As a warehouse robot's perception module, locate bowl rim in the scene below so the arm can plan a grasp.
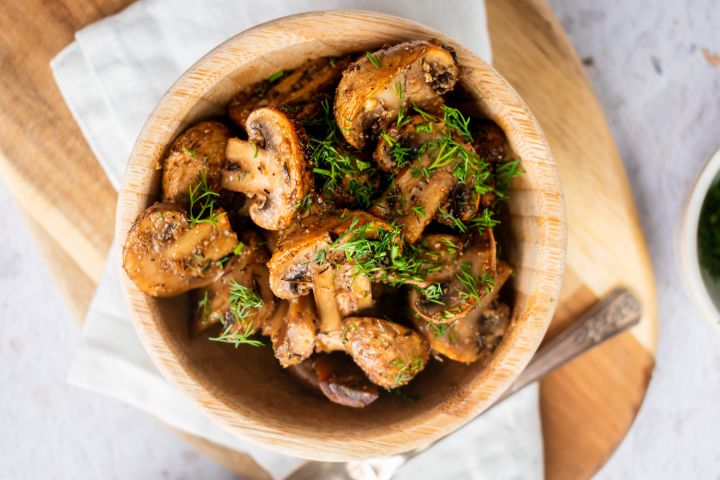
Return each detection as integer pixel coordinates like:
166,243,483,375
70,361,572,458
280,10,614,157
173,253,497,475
678,145,720,332
115,10,567,460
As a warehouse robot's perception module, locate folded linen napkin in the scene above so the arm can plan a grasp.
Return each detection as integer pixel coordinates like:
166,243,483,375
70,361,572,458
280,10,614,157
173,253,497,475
51,1,543,478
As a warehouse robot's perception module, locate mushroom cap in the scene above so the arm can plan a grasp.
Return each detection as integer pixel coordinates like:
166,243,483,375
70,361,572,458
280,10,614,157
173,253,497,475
222,108,313,230
123,202,238,297
335,40,458,150
315,353,379,408
342,316,430,389
409,229,498,324
267,211,385,299
228,56,352,127
162,120,231,206
413,262,512,363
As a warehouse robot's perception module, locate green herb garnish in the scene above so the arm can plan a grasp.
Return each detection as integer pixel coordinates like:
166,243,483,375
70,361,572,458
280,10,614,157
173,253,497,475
365,51,382,69
210,281,265,348
188,170,224,227
699,182,720,279
267,70,286,83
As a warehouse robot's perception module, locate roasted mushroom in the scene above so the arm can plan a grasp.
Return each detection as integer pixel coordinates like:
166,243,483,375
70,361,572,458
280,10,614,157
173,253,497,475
267,211,388,299
370,147,457,243
123,203,238,297
335,40,458,149
228,56,352,127
409,229,498,324
287,353,379,408
222,108,312,230
336,317,430,389
193,233,274,335
373,115,444,173
271,296,317,367
413,263,512,363
162,121,231,206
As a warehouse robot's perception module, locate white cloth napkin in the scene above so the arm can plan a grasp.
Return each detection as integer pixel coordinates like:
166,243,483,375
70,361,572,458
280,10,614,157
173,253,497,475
51,1,543,478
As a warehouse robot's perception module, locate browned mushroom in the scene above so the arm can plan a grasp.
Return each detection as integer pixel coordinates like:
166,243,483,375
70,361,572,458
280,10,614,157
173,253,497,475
162,121,231,206
373,115,444,173
222,108,313,230
228,56,352,127
271,296,317,367
335,40,458,149
369,147,457,243
192,232,274,335
123,203,238,297
315,353,379,407
413,262,512,363
266,211,387,299
338,317,430,389
409,229,498,324
287,353,379,408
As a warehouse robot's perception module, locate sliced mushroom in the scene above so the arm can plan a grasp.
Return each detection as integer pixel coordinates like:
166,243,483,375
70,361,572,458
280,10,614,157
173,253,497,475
271,296,317,367
339,317,430,389
287,353,379,408
373,115,444,173
436,181,482,225
222,108,312,230
335,40,458,149
413,262,512,363
369,148,457,243
192,233,273,335
228,56,352,127
315,353,379,408
123,203,238,297
162,121,231,206
267,211,387,299
409,229,497,324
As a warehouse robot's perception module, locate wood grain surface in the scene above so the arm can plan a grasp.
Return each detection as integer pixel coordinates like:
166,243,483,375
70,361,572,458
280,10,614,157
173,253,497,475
0,0,657,478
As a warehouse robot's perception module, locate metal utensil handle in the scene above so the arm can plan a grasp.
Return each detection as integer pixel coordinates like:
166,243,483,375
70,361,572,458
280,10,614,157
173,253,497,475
400,287,642,466
500,287,642,400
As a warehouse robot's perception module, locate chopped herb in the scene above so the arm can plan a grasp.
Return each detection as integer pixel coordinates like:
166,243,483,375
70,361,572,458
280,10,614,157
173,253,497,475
411,205,427,217
438,207,468,233
183,147,197,158
391,357,425,385
210,281,265,348
233,241,245,256
365,51,382,69
494,158,524,199
187,169,224,227
456,262,496,304
699,181,720,279
468,208,500,233
314,249,327,264
197,290,210,323
267,70,286,83
420,283,445,305
251,141,259,159
429,321,455,338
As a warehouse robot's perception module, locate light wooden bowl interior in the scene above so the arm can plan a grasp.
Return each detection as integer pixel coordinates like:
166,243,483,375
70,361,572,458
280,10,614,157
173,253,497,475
116,10,566,461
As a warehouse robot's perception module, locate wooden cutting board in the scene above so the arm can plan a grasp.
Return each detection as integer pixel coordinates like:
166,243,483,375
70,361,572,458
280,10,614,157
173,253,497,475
0,0,657,478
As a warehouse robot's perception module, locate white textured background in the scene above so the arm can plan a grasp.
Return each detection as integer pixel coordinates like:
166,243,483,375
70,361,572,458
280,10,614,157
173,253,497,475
1,0,720,478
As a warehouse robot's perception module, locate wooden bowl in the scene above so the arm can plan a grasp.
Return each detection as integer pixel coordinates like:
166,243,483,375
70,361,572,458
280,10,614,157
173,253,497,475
116,10,566,461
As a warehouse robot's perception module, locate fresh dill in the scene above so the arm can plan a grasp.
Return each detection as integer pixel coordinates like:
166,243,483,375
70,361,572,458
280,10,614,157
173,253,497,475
420,283,445,305
438,207,468,233
209,281,265,348
429,320,454,338
494,158,524,199
308,100,377,208
456,262,496,304
391,357,425,385
365,51,382,69
267,70,286,83
187,169,224,227
183,147,197,158
233,241,245,256
467,208,500,233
